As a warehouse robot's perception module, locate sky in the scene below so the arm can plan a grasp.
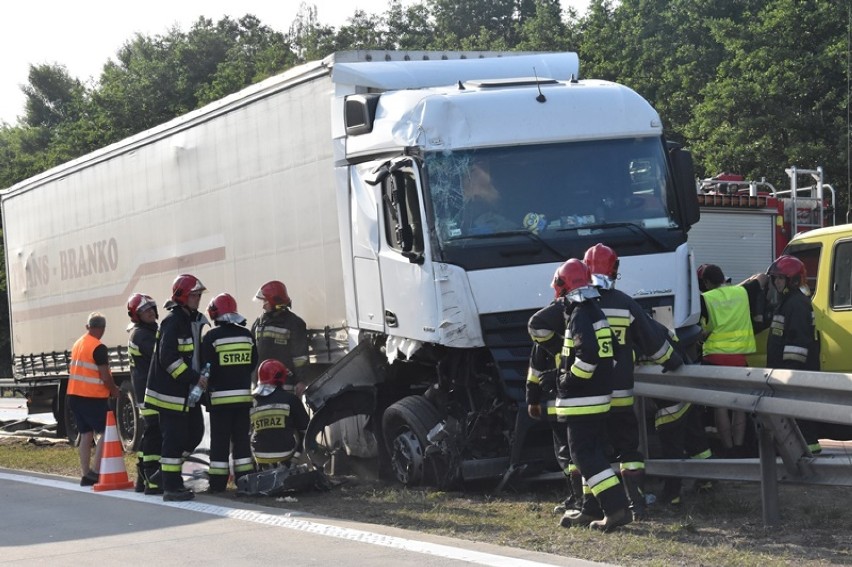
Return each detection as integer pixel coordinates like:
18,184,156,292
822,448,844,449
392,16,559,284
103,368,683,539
0,0,590,125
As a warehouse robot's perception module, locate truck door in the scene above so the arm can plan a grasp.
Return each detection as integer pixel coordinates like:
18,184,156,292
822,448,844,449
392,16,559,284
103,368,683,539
376,158,440,342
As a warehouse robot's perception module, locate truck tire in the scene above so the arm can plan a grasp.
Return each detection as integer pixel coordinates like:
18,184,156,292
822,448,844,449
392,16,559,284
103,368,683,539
58,383,80,447
382,396,442,486
116,381,142,452
54,380,68,440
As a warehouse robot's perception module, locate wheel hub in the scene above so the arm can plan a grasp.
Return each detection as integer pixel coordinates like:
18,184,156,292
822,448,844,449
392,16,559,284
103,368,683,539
390,430,424,485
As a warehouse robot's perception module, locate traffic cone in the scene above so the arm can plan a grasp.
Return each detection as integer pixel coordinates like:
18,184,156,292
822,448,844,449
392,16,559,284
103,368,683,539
93,410,134,492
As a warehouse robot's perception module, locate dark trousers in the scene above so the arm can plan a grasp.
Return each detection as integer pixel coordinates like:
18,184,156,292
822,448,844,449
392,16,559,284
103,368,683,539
566,417,628,515
140,411,162,479
159,406,204,491
656,403,711,460
607,407,644,467
209,405,254,490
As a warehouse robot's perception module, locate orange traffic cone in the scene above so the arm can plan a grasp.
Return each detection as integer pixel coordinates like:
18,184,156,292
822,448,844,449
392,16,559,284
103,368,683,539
93,410,134,492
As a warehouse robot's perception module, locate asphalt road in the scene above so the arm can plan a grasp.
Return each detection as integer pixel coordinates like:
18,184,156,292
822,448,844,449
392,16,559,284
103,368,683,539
0,470,602,567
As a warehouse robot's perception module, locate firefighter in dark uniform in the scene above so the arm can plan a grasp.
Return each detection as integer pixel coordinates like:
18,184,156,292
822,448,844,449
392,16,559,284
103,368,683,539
201,293,259,492
252,280,309,394
552,259,632,533
127,293,162,495
250,359,310,469
583,243,684,519
527,298,582,514
766,255,822,453
144,274,208,502
640,318,713,506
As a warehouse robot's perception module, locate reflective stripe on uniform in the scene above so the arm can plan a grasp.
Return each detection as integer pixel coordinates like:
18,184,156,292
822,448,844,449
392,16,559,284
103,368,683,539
554,394,611,416
587,467,621,497
166,359,189,379
783,345,808,363
611,388,634,407
571,358,596,379
655,401,692,428
209,389,253,405
530,327,555,343
144,391,189,413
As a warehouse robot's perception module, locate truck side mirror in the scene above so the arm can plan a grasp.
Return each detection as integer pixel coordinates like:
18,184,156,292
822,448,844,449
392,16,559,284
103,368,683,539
669,146,700,230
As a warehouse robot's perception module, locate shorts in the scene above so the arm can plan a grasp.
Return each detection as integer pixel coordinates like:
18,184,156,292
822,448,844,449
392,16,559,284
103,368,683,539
67,395,108,434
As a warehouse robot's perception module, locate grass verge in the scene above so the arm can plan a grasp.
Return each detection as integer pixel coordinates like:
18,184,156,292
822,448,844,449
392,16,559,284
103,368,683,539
0,436,850,566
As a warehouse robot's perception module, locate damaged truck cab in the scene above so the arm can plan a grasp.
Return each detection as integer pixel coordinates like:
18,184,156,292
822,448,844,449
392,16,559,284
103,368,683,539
304,52,701,487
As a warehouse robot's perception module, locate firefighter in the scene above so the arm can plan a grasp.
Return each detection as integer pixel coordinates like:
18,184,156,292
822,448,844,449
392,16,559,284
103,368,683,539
126,293,163,495
551,259,631,533
144,274,208,502
698,263,768,457
766,255,822,453
251,280,309,395
527,298,582,514
201,293,259,492
642,319,713,506
583,243,683,519
250,359,310,469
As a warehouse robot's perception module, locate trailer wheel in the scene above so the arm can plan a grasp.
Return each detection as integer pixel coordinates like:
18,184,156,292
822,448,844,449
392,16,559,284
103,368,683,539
54,380,68,440
116,381,141,452
382,396,442,486
58,383,80,447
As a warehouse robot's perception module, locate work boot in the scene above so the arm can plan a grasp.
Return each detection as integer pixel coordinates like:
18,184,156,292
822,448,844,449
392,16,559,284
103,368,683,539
660,478,682,506
589,508,633,533
559,509,604,528
622,469,647,520
143,465,163,495
135,460,146,493
80,471,99,487
553,471,583,514
163,488,195,502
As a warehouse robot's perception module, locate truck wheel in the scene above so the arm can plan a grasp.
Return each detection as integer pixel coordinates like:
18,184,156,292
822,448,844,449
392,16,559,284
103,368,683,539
116,381,141,452
382,396,442,486
59,387,80,446
54,380,68,440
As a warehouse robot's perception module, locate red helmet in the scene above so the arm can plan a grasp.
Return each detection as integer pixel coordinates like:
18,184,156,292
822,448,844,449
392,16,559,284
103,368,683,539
583,243,619,285
768,255,806,287
127,293,157,322
207,293,238,322
257,359,292,387
255,280,291,309
552,259,594,301
171,274,206,305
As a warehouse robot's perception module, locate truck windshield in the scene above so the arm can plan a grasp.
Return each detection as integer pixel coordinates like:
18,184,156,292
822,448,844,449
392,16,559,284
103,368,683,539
424,138,679,248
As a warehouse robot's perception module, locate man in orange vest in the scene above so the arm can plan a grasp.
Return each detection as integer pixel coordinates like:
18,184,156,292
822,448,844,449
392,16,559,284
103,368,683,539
67,312,120,486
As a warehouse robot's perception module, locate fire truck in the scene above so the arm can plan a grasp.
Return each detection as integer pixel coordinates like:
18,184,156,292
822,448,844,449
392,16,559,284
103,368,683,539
689,166,836,282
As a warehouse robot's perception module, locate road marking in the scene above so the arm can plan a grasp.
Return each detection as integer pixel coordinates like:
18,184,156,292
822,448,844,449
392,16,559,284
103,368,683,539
0,471,576,567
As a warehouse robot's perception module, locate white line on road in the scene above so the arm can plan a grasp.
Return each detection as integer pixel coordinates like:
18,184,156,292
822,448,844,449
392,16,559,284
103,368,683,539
0,471,570,567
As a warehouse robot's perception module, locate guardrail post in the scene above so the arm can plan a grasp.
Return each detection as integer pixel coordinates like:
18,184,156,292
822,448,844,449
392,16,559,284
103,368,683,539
757,420,780,526
637,396,649,459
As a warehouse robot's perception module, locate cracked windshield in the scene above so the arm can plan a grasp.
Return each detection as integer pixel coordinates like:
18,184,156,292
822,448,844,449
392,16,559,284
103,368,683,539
425,138,678,246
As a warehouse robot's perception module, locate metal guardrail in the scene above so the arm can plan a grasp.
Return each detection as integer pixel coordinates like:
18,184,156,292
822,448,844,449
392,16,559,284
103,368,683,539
634,364,852,526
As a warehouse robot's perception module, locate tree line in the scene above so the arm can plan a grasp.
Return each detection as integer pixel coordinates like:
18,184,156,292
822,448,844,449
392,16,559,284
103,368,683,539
0,0,849,375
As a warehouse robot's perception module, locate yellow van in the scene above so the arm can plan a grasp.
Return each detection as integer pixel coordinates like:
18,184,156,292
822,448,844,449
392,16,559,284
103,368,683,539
779,224,852,372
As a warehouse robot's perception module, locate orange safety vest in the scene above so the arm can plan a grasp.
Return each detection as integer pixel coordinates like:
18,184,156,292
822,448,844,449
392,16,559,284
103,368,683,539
68,333,110,398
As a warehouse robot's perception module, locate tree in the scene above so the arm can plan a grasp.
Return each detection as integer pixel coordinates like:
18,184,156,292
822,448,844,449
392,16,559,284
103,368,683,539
289,3,338,62
21,64,88,128
428,0,517,48
687,0,849,206
514,0,576,52
384,1,434,50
